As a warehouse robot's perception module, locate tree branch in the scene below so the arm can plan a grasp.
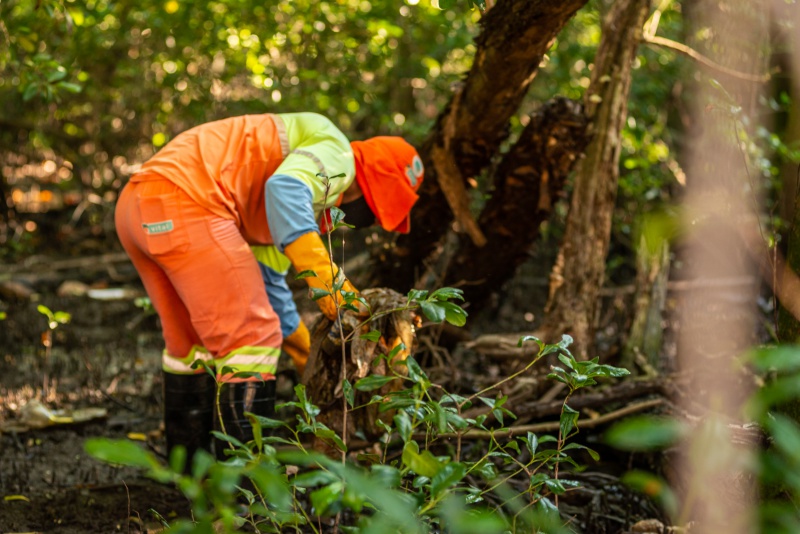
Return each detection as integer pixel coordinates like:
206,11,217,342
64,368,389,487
643,34,771,83
423,398,665,440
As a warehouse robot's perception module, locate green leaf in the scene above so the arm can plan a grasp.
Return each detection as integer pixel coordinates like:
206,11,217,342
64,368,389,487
430,287,464,301
310,481,343,516
85,438,159,469
211,430,246,449
168,445,187,474
343,378,355,408
250,414,287,429
394,410,412,443
47,68,67,82
332,268,346,292
312,425,347,452
404,356,428,384
23,83,39,102
747,345,800,374
561,442,601,461
310,287,331,301
605,416,685,451
329,206,346,227
294,384,321,418
419,300,445,323
295,269,317,280
544,478,567,495
440,301,468,327
190,358,216,379
522,432,538,456
370,464,402,489
402,441,441,477
355,374,397,391
430,401,448,433
387,342,406,361
407,289,429,303
518,335,544,350
245,412,263,451
360,330,381,342
591,363,630,379
430,462,466,497
560,404,579,438
557,353,575,370
56,81,82,93
293,469,339,487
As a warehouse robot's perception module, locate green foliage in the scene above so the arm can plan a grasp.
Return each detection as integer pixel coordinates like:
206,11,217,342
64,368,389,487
1,0,478,165
86,333,628,532
605,415,685,452
134,296,155,316
604,345,800,532
36,304,71,330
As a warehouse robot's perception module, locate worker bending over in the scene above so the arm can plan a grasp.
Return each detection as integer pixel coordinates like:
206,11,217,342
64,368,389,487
115,112,424,460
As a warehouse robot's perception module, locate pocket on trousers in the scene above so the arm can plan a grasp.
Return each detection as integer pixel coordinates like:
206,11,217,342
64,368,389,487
139,192,189,256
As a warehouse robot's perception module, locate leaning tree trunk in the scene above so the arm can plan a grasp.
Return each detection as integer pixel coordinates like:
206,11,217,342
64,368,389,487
374,0,589,291
540,0,651,359
443,98,589,304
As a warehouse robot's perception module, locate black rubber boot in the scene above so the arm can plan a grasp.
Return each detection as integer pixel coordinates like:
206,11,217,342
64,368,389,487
215,379,276,459
163,371,216,470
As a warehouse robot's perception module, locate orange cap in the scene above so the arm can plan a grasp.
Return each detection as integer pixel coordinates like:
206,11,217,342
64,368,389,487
351,137,424,233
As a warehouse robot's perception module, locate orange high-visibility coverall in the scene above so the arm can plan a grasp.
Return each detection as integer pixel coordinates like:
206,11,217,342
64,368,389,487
115,113,355,379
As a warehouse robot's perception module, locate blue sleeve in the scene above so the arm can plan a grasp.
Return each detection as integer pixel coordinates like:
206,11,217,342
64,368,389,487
265,174,319,252
257,262,301,338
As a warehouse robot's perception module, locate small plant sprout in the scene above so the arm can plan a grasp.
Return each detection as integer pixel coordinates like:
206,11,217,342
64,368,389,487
37,304,71,399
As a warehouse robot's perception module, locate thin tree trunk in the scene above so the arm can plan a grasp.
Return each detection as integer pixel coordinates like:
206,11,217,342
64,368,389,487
540,0,651,359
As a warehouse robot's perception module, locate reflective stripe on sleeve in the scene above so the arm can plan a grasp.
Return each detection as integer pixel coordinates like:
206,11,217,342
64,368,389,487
291,149,326,176
271,114,290,159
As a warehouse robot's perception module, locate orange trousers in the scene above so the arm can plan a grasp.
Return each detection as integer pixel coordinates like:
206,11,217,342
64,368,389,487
115,176,282,373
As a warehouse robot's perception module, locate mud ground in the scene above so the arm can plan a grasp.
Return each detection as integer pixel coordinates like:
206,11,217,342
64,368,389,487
0,250,666,533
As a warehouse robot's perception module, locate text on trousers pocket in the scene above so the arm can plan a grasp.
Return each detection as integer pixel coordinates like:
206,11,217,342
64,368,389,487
139,192,189,256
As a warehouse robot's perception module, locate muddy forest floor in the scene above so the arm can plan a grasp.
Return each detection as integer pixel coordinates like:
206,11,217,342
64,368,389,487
0,233,701,533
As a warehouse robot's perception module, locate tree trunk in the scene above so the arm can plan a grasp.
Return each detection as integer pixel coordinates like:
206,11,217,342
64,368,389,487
302,288,418,451
374,0,589,291
540,0,650,359
621,236,670,374
443,97,589,303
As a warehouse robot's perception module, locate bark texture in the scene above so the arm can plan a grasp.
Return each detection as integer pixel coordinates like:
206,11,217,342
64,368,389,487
302,289,418,450
541,0,650,359
375,0,589,290
444,97,589,303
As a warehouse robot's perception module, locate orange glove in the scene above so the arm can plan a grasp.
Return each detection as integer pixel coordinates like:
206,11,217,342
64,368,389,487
284,231,359,321
283,321,310,378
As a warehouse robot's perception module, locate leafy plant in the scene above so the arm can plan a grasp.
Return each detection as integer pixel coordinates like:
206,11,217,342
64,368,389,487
86,333,629,533
37,304,71,398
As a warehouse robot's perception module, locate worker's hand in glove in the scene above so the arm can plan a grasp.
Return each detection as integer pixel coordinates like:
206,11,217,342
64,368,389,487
284,231,369,321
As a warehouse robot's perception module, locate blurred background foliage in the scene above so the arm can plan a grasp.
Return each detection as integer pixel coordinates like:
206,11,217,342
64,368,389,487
0,0,795,272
